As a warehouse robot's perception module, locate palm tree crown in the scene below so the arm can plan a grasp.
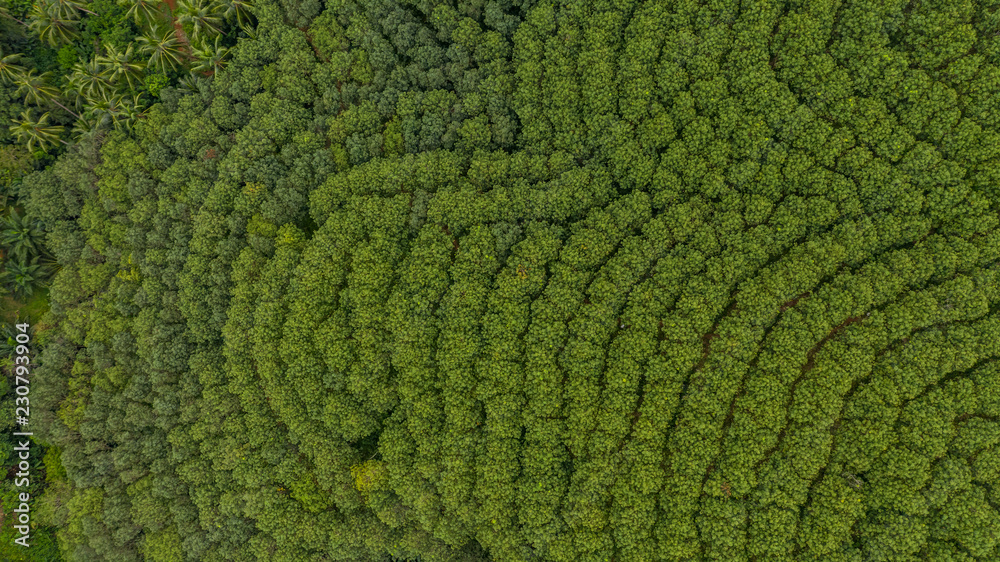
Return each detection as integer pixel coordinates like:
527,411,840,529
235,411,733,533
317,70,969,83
37,0,94,20
9,110,66,152
0,49,26,85
137,23,185,74
5,257,46,299
176,0,224,43
69,59,114,102
118,0,164,28
192,34,230,74
16,69,81,118
28,1,80,46
1,209,43,263
98,42,146,91
15,69,61,106
218,0,253,31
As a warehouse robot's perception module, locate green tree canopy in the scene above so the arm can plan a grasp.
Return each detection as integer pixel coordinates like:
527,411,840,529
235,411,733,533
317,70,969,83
17,0,1000,561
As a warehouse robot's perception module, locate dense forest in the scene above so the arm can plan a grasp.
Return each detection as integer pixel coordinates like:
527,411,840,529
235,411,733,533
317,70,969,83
1,0,999,560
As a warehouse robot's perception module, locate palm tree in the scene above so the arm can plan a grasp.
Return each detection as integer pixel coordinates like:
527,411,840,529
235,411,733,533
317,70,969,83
61,77,87,113
1,209,43,262
113,93,147,131
14,69,80,118
0,319,28,359
70,113,98,140
28,2,80,46
37,0,95,20
191,34,229,74
176,0,223,42
5,257,46,300
8,110,67,152
85,91,146,132
218,0,252,31
80,90,144,132
82,90,118,131
137,24,184,74
118,0,164,28
68,59,113,101
175,74,201,94
237,23,256,39
14,69,59,105
97,42,146,91
0,49,26,84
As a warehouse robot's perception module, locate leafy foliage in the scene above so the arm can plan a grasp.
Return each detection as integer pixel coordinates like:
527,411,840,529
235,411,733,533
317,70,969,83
1,0,255,156
14,0,1000,561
